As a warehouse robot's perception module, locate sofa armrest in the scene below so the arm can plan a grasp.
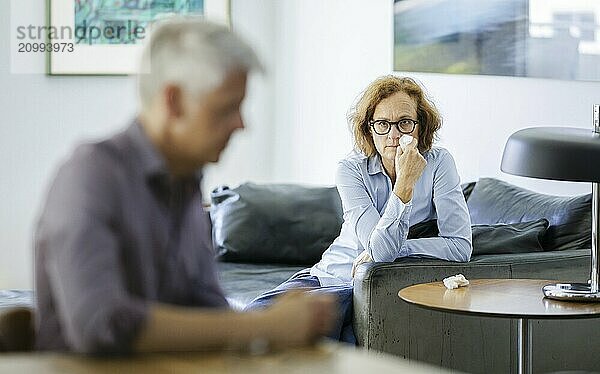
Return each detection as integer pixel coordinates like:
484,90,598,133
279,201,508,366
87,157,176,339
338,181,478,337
354,249,590,350
352,258,512,348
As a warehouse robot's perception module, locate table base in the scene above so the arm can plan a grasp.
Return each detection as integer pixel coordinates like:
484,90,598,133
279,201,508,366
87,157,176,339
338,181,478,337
517,318,532,374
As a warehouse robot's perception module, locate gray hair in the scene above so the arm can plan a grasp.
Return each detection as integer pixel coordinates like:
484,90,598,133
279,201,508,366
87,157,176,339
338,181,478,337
138,17,262,108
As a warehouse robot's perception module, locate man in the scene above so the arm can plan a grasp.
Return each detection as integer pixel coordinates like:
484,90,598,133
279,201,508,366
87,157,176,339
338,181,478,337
34,18,336,354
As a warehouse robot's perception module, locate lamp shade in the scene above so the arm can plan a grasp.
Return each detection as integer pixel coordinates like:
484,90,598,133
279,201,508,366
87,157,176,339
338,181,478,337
501,127,600,182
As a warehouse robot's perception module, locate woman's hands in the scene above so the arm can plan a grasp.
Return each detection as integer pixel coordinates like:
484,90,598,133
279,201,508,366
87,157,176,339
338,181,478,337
393,137,427,203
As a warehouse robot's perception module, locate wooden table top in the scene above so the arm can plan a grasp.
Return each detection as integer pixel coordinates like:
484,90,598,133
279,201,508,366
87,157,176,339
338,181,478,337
0,342,449,374
398,279,600,319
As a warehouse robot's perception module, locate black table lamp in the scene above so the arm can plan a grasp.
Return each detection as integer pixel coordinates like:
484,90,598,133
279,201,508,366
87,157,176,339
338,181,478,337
500,105,600,302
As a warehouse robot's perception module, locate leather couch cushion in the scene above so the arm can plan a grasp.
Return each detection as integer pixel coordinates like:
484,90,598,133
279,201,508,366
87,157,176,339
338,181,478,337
210,183,343,265
461,181,476,201
467,178,591,251
407,219,440,239
471,219,548,255
217,262,303,310
407,218,548,255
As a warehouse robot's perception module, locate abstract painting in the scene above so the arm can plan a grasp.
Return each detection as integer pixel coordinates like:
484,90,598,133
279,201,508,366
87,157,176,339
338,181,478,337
394,0,600,81
74,0,204,45
48,0,229,75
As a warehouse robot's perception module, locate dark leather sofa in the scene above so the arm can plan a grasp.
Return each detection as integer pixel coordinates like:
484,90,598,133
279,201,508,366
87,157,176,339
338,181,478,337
214,178,600,373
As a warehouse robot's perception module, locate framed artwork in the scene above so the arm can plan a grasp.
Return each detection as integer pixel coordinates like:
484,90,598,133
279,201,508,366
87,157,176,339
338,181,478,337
394,0,600,81
47,0,230,75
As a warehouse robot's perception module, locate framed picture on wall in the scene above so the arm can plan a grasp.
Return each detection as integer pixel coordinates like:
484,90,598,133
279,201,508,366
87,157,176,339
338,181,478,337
393,0,600,81
47,0,230,75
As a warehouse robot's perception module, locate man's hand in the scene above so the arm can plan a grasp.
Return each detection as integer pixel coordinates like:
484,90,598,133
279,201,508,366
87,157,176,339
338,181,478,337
393,137,427,203
134,292,336,353
351,249,373,278
262,291,337,348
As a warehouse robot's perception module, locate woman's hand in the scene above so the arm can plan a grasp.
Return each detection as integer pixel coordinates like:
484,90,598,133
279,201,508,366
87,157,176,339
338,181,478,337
351,249,373,277
393,137,427,203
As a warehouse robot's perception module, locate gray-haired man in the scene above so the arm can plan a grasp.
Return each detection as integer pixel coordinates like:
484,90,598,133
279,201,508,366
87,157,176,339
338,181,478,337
34,18,335,354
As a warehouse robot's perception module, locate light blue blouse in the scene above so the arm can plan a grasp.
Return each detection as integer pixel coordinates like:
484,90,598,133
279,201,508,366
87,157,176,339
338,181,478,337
310,147,472,286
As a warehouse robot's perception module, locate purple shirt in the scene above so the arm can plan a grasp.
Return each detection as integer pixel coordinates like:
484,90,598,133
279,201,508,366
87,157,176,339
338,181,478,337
34,121,228,354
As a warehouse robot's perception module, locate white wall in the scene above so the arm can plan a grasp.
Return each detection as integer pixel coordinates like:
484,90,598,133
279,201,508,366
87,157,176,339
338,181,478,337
269,0,599,197
202,0,276,191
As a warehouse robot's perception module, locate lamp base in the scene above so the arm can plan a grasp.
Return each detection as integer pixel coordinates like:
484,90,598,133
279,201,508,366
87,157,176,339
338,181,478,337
543,283,600,302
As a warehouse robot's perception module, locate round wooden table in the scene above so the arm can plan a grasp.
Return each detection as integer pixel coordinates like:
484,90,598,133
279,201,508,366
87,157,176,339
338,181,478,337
398,279,600,374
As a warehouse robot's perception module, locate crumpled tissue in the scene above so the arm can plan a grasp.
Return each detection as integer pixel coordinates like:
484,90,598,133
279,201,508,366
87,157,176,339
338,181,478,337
443,274,469,289
399,135,413,150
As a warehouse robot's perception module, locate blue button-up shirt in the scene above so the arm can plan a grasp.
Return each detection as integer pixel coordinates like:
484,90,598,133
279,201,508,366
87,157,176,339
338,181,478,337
311,147,472,286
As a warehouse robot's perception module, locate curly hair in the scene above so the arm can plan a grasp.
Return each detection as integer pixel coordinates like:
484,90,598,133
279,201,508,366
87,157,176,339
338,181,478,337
348,75,442,156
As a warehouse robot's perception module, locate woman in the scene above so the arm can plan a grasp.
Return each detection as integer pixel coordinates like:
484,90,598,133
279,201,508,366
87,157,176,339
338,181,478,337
246,75,472,343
